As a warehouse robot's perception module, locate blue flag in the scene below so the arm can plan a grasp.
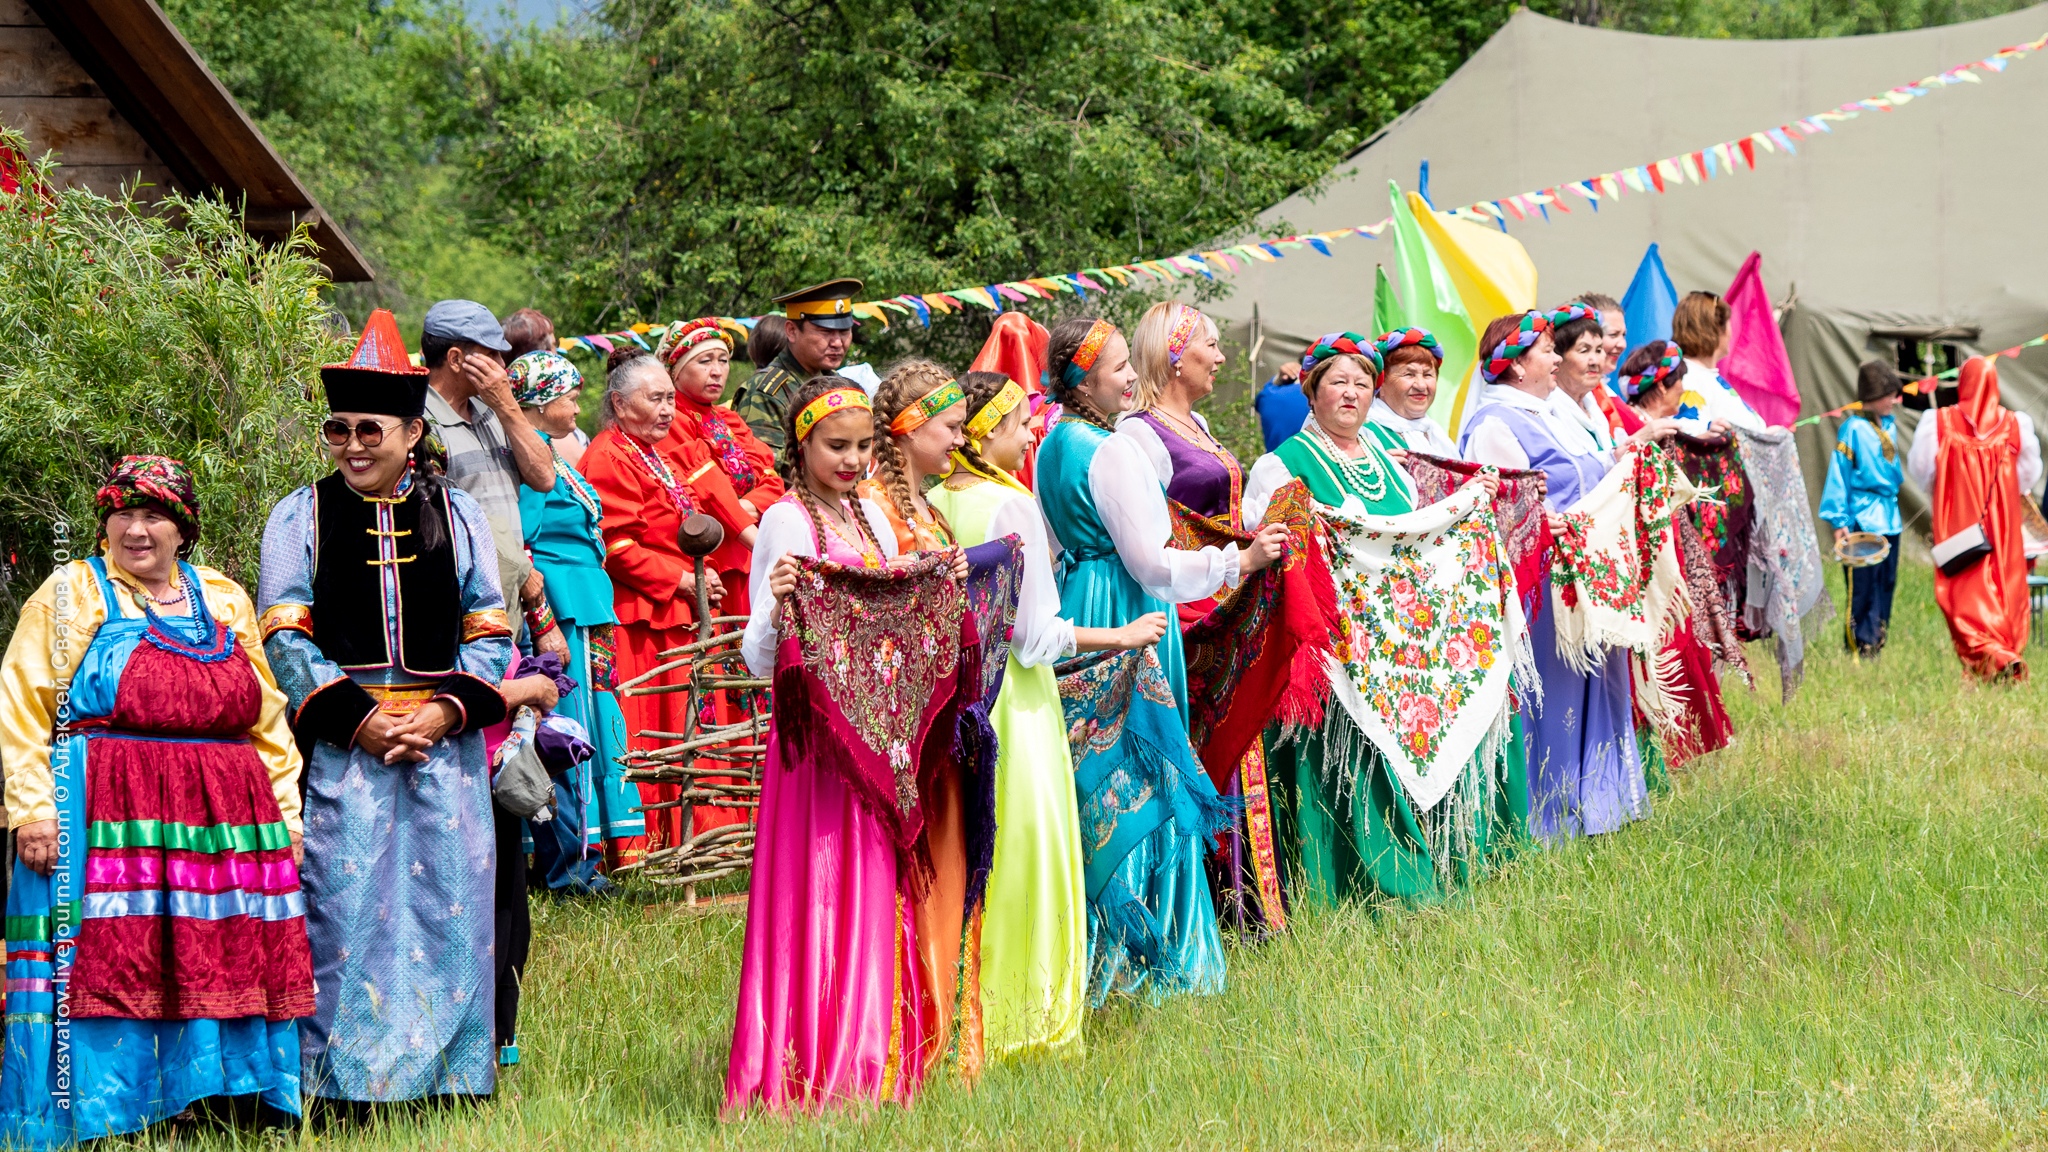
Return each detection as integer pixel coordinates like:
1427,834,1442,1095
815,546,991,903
1621,242,1677,359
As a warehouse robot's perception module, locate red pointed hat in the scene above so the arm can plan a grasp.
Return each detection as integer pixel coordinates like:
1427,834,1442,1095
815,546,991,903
322,308,431,418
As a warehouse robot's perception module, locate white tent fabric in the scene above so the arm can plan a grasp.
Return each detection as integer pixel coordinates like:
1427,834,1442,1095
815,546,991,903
1208,6,2048,534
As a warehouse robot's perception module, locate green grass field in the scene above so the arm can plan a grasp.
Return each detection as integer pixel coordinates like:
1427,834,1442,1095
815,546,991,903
158,561,2047,1150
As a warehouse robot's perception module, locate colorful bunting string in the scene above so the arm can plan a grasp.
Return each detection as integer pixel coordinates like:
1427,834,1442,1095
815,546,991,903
560,30,2045,349
1789,331,2048,429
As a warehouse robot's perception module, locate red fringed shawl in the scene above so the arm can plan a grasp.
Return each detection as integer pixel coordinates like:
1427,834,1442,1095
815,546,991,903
1402,453,1553,613
773,554,968,858
1169,480,1338,790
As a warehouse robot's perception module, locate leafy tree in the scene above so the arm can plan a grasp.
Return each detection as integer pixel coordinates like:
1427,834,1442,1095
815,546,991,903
464,0,1356,331
0,139,344,635
161,0,539,333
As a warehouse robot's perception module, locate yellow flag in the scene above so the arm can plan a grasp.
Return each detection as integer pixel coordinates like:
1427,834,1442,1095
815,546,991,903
1406,192,1539,434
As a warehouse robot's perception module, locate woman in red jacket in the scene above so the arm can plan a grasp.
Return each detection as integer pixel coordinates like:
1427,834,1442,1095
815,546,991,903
655,317,785,615
581,352,749,859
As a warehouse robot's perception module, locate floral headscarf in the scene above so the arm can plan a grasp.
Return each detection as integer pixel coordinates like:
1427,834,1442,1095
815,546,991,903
95,455,200,548
655,318,735,368
508,350,583,409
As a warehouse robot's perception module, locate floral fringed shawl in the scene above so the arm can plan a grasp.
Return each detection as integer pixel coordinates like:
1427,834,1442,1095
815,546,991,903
957,536,1024,911
1548,443,1699,724
1672,432,1756,632
1734,426,1834,700
1169,480,1337,786
1055,646,1237,968
1402,454,1552,614
1320,481,1525,814
774,553,968,867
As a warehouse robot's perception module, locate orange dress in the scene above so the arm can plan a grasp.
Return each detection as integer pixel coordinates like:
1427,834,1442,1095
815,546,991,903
1932,358,2030,680
581,427,750,861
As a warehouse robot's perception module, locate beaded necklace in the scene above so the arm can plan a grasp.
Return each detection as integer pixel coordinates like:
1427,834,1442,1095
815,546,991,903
1306,419,1393,504
550,448,606,547
810,490,882,569
621,432,694,515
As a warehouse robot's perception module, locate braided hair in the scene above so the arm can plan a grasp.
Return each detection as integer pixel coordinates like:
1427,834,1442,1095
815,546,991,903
1045,316,1117,431
871,359,957,541
401,418,454,552
953,370,1017,480
777,374,883,554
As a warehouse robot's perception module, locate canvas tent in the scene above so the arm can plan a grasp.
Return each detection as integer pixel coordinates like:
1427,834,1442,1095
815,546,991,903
1208,4,2048,538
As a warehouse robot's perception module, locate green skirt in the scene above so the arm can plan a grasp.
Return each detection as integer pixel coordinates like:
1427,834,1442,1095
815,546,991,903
1269,708,1529,911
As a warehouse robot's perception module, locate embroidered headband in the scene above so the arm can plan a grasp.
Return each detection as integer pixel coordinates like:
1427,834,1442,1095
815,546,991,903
1481,312,1553,383
794,387,872,441
1300,332,1383,380
1164,306,1206,365
888,378,966,435
508,350,583,408
96,454,200,542
1373,327,1443,362
1063,320,1116,389
1623,345,1687,401
964,378,1026,441
654,317,733,367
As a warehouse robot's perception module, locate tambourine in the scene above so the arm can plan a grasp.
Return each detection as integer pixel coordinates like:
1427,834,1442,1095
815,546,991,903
1834,532,1891,568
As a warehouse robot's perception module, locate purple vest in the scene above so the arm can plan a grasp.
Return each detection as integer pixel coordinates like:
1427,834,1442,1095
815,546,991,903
1134,411,1242,521
1460,402,1611,510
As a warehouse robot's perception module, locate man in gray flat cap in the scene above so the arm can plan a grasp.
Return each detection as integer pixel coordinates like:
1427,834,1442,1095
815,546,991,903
420,300,558,638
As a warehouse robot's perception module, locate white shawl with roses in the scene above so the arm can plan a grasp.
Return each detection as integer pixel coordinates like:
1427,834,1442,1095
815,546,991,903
1318,482,1527,813
1548,442,1699,727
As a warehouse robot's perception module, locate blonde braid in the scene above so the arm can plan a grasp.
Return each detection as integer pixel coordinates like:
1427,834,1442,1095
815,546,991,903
872,358,957,543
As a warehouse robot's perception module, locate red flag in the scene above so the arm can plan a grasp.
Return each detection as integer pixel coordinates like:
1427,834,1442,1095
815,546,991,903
1738,137,1757,169
1648,163,1666,193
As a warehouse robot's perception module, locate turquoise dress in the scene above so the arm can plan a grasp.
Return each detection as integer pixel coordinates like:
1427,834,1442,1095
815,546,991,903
519,438,641,867
1036,418,1229,1003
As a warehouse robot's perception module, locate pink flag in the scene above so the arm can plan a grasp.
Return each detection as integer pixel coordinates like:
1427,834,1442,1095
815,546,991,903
1720,251,1801,427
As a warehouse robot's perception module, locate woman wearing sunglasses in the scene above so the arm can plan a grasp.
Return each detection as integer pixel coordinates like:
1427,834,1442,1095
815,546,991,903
256,308,553,1109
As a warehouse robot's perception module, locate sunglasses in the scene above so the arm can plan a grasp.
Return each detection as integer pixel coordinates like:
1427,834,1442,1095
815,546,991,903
321,418,403,447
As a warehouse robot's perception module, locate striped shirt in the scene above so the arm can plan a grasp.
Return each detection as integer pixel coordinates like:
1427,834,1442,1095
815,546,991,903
425,386,531,618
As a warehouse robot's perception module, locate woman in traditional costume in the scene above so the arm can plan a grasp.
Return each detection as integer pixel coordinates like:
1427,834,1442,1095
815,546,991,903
581,353,747,859
1365,328,1460,457
1613,342,1742,769
852,359,996,1074
508,350,638,889
1037,315,1279,1002
656,317,785,601
1908,355,2042,681
0,457,312,1147
928,371,1167,1060
1118,302,1291,930
725,375,924,1113
1241,334,1514,907
258,308,514,1103
1461,311,1648,840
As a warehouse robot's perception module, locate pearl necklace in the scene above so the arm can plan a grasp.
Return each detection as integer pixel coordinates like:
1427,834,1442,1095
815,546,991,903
1308,420,1392,503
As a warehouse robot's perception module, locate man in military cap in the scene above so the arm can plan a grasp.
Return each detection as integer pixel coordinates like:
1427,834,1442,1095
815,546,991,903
732,277,860,452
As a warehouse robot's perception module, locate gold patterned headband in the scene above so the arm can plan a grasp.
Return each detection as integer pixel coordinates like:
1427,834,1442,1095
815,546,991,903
964,379,1026,441
888,378,965,435
1073,321,1114,373
794,387,872,441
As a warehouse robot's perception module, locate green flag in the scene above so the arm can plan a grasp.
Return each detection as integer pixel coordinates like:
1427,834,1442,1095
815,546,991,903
1386,181,1479,435
1372,264,1399,339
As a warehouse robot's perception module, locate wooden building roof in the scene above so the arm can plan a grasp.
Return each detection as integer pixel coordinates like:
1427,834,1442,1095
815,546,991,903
0,0,372,281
